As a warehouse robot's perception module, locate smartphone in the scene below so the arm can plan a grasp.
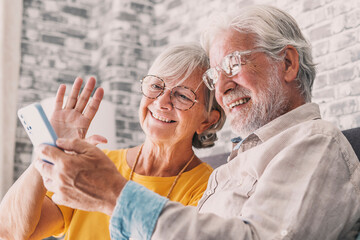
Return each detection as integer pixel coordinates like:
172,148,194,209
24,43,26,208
18,103,58,164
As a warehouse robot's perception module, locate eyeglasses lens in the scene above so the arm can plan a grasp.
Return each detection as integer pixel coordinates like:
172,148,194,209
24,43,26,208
203,68,218,90
223,54,241,76
202,52,243,90
171,86,196,110
141,76,196,110
141,76,164,99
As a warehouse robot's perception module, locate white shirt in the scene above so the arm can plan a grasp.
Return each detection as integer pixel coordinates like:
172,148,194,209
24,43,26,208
151,103,360,239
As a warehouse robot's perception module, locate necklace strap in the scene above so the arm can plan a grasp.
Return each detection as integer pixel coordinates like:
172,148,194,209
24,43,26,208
166,153,195,199
129,144,196,199
129,144,143,181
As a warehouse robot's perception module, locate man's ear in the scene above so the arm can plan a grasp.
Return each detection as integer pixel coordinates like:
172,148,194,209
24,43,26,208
196,110,221,134
283,45,299,83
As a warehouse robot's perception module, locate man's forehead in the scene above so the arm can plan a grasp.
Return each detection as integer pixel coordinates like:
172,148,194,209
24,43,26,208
209,30,254,66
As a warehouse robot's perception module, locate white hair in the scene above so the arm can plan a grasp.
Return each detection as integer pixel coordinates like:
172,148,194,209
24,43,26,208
200,5,316,102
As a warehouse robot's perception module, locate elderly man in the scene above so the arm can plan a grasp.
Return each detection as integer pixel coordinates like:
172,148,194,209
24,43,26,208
20,5,360,240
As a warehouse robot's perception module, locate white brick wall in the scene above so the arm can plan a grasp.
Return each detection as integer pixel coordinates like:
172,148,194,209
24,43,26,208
15,0,360,178
152,0,360,157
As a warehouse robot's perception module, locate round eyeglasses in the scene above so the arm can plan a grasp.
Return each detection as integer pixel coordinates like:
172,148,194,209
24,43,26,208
202,49,262,90
140,75,200,111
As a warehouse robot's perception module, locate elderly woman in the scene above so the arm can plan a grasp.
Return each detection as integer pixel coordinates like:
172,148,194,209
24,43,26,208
0,42,225,240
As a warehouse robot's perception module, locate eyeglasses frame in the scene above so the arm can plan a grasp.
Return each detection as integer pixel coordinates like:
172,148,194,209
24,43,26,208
202,49,264,90
140,75,202,111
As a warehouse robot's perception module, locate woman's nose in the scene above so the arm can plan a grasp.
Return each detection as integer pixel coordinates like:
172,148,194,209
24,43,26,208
155,89,173,110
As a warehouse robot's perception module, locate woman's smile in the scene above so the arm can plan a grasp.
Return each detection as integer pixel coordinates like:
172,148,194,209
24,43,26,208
150,111,176,123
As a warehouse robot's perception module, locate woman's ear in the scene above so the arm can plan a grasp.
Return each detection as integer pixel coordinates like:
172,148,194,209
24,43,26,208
196,109,221,134
283,45,299,83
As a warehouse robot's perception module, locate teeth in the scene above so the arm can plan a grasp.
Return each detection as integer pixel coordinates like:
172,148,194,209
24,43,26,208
228,98,250,109
152,112,173,123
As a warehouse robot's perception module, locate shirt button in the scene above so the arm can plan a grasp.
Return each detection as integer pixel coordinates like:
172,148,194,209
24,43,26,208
281,230,288,237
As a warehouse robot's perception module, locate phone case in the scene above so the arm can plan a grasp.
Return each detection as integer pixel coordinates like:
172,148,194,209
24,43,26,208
18,103,58,147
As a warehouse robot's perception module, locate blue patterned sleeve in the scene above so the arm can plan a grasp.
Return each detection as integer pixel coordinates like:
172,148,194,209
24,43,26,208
109,181,168,240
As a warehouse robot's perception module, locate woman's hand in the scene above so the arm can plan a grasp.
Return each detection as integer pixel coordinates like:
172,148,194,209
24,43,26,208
50,77,104,139
34,138,127,216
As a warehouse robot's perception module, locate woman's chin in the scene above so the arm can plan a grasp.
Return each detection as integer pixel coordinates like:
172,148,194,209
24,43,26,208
147,132,175,143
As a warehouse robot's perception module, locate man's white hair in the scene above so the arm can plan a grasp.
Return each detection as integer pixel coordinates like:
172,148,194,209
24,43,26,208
200,5,316,102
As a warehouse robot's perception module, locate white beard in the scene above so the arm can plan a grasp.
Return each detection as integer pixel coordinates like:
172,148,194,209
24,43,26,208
226,66,289,138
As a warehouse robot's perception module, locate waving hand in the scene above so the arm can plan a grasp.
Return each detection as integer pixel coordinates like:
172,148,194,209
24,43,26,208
50,77,104,139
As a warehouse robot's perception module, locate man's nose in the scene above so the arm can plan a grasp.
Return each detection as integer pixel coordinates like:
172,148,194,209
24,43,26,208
215,72,237,95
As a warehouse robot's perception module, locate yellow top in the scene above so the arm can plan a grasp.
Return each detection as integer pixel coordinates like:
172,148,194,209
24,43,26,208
48,148,213,240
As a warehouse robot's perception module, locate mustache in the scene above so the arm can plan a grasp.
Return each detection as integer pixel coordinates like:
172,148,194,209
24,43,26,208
222,86,252,105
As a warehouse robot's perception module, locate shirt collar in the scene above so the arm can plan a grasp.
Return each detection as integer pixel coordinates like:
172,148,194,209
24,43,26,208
254,103,321,143
230,103,321,150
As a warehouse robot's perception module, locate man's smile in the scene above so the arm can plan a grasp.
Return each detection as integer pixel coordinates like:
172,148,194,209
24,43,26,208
227,97,251,109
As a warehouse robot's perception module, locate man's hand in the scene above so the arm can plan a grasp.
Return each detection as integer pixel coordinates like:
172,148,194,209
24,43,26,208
34,138,127,216
51,77,104,139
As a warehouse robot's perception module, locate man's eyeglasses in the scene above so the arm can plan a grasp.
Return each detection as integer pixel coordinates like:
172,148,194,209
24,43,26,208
140,75,200,111
202,49,262,90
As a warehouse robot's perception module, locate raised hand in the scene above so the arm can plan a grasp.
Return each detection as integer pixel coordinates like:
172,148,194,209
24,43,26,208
50,77,104,139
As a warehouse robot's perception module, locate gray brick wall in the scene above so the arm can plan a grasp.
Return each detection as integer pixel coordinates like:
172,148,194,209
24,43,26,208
15,0,155,179
16,0,97,178
15,0,360,180
152,0,360,157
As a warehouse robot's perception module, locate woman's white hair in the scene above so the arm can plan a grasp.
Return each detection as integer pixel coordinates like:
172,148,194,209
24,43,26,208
200,5,316,102
147,42,226,148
